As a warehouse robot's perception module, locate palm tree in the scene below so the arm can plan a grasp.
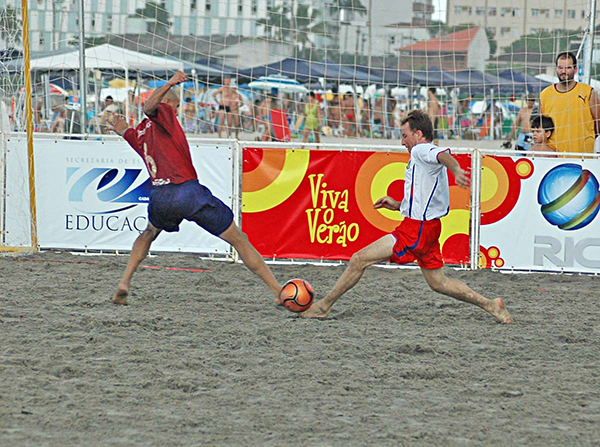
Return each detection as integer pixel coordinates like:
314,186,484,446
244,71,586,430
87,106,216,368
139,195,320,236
0,6,22,47
133,1,171,36
257,3,321,58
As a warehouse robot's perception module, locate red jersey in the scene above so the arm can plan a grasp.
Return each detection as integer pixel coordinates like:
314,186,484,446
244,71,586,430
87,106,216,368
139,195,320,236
123,103,198,186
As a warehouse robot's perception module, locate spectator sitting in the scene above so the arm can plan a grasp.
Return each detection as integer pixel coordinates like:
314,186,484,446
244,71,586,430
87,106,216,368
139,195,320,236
99,96,119,134
530,115,557,158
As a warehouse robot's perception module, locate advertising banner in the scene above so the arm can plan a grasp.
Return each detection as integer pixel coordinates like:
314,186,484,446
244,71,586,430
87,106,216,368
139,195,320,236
479,155,600,273
242,148,473,264
34,139,233,254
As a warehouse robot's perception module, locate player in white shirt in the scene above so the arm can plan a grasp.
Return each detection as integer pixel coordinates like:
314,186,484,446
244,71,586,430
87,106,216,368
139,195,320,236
301,109,513,324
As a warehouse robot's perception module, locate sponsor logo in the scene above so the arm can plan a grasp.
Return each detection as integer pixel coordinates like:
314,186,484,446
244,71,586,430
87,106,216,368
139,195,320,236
533,235,600,269
537,163,600,230
67,167,151,214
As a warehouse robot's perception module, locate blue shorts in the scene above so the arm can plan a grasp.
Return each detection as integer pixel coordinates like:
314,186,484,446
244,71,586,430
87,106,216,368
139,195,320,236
148,180,233,235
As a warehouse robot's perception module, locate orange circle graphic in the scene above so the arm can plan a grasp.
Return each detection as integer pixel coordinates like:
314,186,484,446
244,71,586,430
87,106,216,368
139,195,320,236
355,153,410,232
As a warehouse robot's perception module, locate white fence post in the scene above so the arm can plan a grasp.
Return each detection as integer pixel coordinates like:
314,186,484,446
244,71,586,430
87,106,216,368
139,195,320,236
469,148,482,270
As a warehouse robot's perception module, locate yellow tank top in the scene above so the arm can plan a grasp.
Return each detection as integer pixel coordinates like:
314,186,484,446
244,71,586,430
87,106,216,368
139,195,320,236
539,82,596,153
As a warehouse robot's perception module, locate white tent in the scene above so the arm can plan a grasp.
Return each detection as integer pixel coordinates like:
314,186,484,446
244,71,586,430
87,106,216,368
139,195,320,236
29,44,184,72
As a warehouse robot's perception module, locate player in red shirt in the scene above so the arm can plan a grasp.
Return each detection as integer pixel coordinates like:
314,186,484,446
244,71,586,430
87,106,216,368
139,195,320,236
109,71,282,305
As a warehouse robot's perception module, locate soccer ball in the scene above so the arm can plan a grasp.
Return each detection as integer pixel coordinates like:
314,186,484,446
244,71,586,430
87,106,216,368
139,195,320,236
280,279,314,312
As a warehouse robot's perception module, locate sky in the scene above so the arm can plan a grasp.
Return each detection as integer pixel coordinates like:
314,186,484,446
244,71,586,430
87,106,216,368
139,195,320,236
432,0,447,22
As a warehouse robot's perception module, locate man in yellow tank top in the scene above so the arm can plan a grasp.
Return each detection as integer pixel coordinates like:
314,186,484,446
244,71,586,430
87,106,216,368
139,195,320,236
539,52,600,154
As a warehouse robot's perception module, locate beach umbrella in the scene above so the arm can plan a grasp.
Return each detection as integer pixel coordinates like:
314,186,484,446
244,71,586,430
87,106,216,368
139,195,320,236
248,75,308,94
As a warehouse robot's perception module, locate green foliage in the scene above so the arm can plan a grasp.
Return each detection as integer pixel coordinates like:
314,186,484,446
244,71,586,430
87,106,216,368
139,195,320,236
256,4,321,58
133,1,171,36
0,5,22,45
501,29,576,56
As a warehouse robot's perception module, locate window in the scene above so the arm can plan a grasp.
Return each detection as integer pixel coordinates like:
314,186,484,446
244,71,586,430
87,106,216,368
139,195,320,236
567,9,575,19
238,1,243,13
531,9,539,17
500,27,511,36
389,36,396,45
555,9,563,18
476,7,485,16
206,0,211,12
582,10,587,19
251,0,258,14
191,0,197,10
107,14,112,32
39,34,44,46
501,8,512,17
489,7,496,16
512,8,520,17
455,6,462,15
541,9,549,18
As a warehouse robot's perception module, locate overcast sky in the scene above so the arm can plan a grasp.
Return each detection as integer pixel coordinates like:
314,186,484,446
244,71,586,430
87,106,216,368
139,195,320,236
432,0,447,22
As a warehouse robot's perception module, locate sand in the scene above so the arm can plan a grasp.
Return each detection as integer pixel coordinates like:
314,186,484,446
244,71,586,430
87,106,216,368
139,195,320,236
1,251,599,446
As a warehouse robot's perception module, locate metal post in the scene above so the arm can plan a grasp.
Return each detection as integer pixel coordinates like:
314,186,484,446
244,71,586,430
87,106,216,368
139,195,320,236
583,0,597,84
78,0,87,135
469,149,482,270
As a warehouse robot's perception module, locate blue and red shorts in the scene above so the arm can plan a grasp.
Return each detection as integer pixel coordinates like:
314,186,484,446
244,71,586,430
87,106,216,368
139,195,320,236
148,180,233,236
389,217,444,269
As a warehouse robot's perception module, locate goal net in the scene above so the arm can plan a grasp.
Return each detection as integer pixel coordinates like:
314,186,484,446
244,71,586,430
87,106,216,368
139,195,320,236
0,0,598,251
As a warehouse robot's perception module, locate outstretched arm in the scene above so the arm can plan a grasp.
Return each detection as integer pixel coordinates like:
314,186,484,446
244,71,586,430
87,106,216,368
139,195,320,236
143,71,187,116
373,196,401,210
438,151,470,189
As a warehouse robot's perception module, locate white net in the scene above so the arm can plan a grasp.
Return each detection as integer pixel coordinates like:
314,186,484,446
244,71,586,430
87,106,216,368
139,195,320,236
0,0,599,142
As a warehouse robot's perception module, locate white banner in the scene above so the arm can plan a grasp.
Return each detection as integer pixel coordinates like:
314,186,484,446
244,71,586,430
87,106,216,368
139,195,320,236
480,156,600,273
3,137,32,247
34,138,233,254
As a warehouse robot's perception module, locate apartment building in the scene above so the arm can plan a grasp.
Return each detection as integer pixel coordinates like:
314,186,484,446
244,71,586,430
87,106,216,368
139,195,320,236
446,0,596,52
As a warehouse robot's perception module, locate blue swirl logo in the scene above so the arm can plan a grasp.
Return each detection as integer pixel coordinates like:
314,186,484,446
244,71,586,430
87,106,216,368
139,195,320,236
67,167,151,214
538,163,600,230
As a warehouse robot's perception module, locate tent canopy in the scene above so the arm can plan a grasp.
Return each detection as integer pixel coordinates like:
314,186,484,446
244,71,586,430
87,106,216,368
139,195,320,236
28,44,185,73
498,69,551,94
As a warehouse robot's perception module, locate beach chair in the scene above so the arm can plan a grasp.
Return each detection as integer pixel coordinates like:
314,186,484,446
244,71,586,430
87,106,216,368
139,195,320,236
270,108,291,142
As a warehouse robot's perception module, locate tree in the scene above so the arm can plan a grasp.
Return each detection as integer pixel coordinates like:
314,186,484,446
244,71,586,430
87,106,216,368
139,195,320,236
501,29,575,57
0,6,22,47
256,4,321,58
133,1,171,36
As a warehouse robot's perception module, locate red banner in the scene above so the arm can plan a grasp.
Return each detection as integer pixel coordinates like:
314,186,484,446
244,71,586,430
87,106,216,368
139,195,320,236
242,148,472,264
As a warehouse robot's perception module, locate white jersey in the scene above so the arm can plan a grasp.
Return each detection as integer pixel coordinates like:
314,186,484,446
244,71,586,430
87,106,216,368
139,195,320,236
400,143,450,221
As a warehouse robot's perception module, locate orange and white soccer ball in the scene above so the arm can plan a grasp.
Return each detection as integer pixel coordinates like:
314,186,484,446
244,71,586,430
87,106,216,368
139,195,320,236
279,279,315,312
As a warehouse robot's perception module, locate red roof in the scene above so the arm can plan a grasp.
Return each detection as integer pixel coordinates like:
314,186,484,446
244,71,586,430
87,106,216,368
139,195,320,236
397,27,480,54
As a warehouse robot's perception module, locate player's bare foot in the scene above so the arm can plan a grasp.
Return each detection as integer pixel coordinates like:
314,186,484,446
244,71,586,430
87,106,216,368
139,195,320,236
113,288,129,305
490,298,512,323
299,300,331,319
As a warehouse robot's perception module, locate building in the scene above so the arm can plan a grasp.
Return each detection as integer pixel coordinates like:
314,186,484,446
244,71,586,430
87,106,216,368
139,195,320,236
446,0,599,53
0,0,269,53
396,27,490,71
333,0,435,56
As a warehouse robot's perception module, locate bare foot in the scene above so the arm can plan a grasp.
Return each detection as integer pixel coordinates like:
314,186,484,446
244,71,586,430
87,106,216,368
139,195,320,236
490,298,512,323
113,287,129,305
299,300,331,319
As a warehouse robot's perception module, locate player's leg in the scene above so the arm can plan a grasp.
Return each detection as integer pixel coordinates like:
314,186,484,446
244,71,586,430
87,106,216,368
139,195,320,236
218,222,282,303
420,268,513,323
216,109,225,137
300,235,395,319
113,223,162,305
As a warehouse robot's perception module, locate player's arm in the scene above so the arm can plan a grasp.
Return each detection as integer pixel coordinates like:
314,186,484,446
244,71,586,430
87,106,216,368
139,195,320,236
374,196,401,211
438,151,470,189
589,89,600,135
212,87,223,104
143,71,187,117
506,111,522,141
